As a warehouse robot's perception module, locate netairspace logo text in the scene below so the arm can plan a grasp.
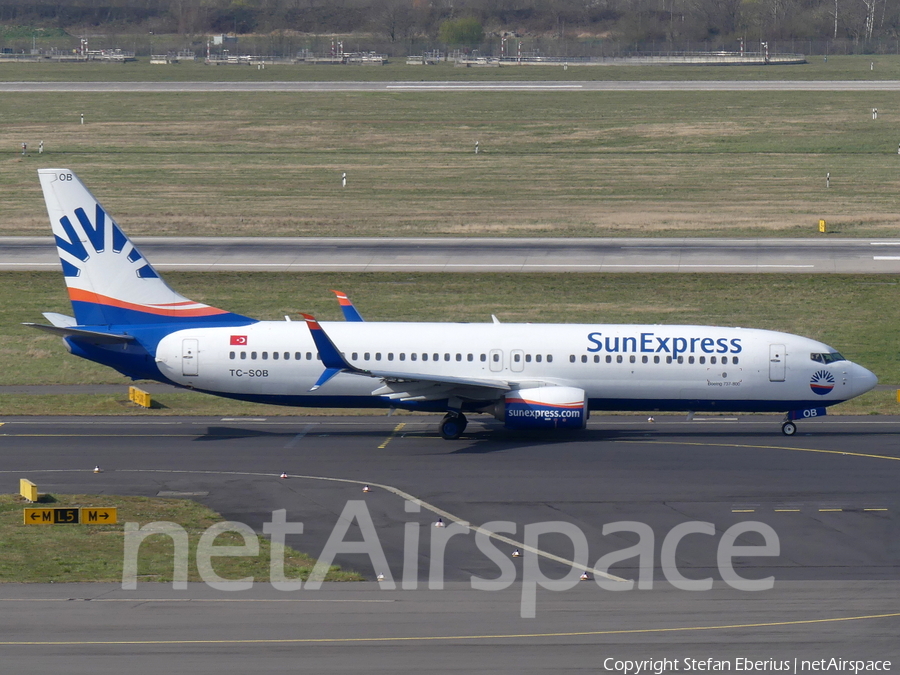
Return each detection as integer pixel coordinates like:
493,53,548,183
602,657,892,675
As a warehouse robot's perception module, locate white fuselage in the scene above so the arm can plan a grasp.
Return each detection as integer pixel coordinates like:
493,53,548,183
154,321,877,413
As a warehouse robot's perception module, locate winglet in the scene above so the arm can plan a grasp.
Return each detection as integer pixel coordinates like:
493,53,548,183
330,290,364,322
301,313,367,391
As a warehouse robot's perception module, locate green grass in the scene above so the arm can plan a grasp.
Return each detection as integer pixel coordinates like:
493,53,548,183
0,493,362,583
3,87,900,238
2,271,897,415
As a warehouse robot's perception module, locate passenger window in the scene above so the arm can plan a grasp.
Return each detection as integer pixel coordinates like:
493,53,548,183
699,356,706,364
677,356,683,364
251,352,257,360
582,355,588,363
284,352,289,360
316,353,321,361
594,355,600,363
733,357,739,365
294,352,301,360
569,355,575,363
688,356,694,364
711,356,717,364
526,354,532,363
666,356,672,364
721,356,728,365
616,355,623,363
388,353,394,361
642,355,648,364
547,355,553,363
444,354,450,361
273,352,279,360
606,355,612,363
364,352,370,361
630,355,635,364
411,353,417,361
241,351,247,359
400,353,406,361
480,354,486,362
467,354,473,362
516,354,523,363
376,353,382,361
536,355,542,363
456,354,462,361
653,355,660,364
422,354,428,361
492,353,500,362
433,354,439,361
352,352,358,360
229,351,235,359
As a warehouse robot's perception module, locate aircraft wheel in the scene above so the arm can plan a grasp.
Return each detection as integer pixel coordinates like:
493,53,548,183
440,413,465,440
781,421,797,436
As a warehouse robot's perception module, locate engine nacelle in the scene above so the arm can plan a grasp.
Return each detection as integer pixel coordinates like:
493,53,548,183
499,386,588,431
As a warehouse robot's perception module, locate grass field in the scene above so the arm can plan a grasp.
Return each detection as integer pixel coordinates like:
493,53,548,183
2,55,899,239
2,271,897,415
0,493,361,583
3,87,900,238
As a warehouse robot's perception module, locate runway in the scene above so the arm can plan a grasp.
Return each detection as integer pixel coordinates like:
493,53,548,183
6,80,900,92
3,236,899,273
0,415,897,670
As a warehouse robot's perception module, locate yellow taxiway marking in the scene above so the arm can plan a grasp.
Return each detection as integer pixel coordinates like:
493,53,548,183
620,439,900,463
377,423,406,449
774,509,801,512
0,611,897,646
865,508,889,511
732,509,755,513
819,508,843,512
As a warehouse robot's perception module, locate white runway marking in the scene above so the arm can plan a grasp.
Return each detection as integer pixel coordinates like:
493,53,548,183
873,256,900,260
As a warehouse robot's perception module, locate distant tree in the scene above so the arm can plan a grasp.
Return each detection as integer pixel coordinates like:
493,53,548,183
438,16,484,46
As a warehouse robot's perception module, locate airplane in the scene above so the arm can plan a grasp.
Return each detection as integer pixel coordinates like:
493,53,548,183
27,168,878,439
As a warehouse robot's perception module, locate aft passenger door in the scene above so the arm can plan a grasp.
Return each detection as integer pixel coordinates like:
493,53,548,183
769,344,785,382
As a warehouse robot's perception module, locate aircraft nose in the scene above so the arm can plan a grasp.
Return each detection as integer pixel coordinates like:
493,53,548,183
851,363,878,397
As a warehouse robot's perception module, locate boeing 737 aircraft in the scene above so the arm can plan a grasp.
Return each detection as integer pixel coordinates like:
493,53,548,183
28,169,878,439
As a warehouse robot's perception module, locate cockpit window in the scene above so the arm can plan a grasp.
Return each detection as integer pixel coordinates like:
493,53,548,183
810,352,845,364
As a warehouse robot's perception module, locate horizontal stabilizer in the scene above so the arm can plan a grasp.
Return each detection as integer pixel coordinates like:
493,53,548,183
42,312,77,328
23,323,135,345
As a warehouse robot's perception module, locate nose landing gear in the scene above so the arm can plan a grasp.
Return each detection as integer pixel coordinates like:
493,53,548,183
781,420,797,436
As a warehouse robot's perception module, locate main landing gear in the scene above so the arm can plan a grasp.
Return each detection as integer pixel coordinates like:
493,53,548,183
440,412,468,440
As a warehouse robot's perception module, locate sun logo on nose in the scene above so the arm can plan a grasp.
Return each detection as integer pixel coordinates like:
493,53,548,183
810,370,835,396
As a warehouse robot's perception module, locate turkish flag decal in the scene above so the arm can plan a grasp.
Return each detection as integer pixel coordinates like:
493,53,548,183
230,335,248,345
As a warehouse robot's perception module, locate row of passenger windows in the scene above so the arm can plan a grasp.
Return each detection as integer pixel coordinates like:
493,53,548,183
229,350,737,366
570,354,739,365
230,351,320,361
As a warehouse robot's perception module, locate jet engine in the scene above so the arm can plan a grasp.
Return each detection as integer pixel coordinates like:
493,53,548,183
495,386,588,431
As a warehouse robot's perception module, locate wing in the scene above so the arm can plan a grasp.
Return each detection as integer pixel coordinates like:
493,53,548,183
301,314,524,402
